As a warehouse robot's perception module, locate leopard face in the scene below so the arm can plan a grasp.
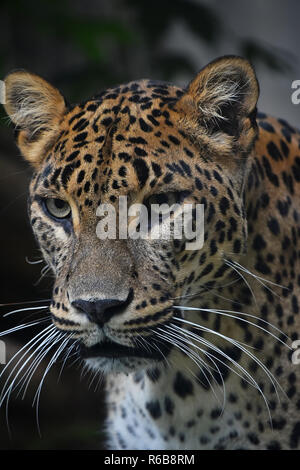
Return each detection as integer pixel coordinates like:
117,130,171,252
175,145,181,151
4,56,259,374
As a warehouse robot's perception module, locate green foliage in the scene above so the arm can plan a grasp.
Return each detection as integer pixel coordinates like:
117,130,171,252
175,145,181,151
0,0,294,124
127,0,222,45
240,39,293,73
126,0,294,79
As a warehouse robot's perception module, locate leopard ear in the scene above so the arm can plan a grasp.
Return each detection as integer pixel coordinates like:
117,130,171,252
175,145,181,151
177,56,259,157
3,71,66,168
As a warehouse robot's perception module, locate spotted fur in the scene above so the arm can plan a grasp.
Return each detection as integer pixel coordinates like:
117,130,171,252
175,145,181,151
3,56,300,449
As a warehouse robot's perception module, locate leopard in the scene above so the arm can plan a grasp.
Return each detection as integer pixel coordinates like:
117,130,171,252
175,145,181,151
2,55,300,450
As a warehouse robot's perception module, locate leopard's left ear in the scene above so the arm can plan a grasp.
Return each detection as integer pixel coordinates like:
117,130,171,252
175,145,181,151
3,70,66,168
177,56,259,157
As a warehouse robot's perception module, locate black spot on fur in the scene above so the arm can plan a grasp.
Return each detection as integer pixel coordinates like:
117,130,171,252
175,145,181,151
173,372,193,398
61,163,76,188
139,118,152,132
132,158,149,188
146,400,162,419
164,396,174,415
259,121,275,133
290,422,300,448
267,141,283,161
267,217,280,236
219,197,230,215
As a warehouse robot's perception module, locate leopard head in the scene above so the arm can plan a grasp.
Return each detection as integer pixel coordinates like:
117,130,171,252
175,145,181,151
4,56,259,373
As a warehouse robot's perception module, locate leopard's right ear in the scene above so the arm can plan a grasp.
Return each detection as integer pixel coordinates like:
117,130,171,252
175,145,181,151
3,71,66,168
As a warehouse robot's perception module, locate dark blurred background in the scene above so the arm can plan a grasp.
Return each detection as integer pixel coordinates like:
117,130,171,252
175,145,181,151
0,0,299,450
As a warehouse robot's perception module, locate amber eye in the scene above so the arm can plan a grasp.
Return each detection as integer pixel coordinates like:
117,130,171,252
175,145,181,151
44,198,71,219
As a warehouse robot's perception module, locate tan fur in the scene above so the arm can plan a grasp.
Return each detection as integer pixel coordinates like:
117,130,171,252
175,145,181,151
177,56,259,157
4,71,66,167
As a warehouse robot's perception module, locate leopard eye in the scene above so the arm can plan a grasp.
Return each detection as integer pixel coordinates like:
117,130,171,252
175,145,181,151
44,198,71,219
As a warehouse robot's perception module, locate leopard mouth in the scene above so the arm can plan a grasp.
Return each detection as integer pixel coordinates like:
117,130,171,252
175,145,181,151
79,337,170,360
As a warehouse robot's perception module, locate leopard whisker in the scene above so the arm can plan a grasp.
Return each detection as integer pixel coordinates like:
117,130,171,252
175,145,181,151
25,257,44,265
2,305,49,318
87,366,102,391
18,328,63,400
173,316,286,413
224,260,258,307
155,327,228,411
0,317,50,341
133,334,154,356
0,323,55,401
225,259,287,300
57,341,79,383
232,260,289,290
0,324,56,433
158,324,225,392
171,276,240,302
80,362,91,381
147,334,172,369
3,327,59,405
174,305,291,346
166,323,261,388
0,299,51,308
175,287,243,309
92,370,105,393
33,265,52,287
166,322,258,392
163,323,270,416
33,332,72,436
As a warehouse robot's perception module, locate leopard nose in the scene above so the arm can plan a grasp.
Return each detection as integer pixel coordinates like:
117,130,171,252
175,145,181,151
71,289,133,326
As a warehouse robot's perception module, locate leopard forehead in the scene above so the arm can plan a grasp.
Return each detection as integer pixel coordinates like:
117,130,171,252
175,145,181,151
30,78,246,229
32,80,187,204
31,79,227,205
